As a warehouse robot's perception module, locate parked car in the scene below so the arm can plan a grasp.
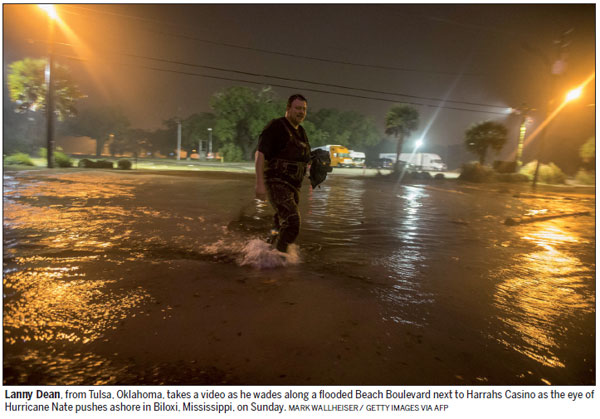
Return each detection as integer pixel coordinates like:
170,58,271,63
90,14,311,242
366,158,394,169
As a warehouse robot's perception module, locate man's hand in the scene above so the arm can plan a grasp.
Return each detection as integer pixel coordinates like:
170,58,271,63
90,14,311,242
255,183,267,201
255,150,267,201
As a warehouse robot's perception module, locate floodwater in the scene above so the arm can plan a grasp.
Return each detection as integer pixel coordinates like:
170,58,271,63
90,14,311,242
2,169,595,385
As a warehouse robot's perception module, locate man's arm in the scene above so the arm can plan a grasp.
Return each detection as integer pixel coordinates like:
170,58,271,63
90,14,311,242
255,150,266,200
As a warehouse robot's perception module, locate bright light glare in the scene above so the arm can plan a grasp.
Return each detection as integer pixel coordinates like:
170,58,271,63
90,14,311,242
416,139,423,148
565,87,582,103
38,4,58,19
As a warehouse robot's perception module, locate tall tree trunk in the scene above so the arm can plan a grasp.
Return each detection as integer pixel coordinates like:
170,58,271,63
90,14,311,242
394,133,404,172
95,138,105,157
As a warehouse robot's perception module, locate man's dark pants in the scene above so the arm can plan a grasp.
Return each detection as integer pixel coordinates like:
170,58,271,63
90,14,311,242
266,180,300,253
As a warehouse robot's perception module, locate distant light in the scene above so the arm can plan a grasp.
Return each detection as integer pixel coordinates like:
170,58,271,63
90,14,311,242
416,139,423,148
565,87,582,103
38,5,58,19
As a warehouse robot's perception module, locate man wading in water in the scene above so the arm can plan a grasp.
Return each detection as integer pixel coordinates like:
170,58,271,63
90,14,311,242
255,94,311,253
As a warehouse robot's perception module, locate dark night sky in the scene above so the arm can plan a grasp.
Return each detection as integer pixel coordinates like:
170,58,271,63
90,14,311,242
2,3,596,171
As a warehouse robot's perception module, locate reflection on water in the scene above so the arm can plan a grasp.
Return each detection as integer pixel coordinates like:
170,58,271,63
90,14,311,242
3,171,595,385
493,219,594,371
4,261,150,345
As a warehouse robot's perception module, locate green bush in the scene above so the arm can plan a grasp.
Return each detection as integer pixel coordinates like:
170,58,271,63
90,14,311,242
96,160,114,169
220,144,244,162
117,159,132,170
78,158,93,168
496,173,529,183
520,161,566,184
77,158,114,169
458,162,495,182
4,152,34,166
54,151,73,167
575,169,595,185
493,160,517,173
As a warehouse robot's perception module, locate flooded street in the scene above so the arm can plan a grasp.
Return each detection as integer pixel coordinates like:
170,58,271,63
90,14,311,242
3,169,595,385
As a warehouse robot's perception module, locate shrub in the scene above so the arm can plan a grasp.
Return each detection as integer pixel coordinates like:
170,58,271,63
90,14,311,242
117,159,132,170
95,160,114,169
54,151,73,167
575,169,595,185
493,160,517,173
78,158,93,168
496,173,529,183
220,144,244,162
458,162,495,182
77,158,114,169
4,152,34,166
520,161,566,184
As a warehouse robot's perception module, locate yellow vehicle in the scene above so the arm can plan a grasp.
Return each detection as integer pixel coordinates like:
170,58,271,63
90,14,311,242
312,145,353,167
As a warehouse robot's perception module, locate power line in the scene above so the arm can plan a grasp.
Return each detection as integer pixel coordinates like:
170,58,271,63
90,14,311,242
59,4,482,77
46,36,507,111
57,52,509,116
117,51,506,110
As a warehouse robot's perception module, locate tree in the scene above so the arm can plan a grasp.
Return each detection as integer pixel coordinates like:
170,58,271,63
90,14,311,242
148,127,175,157
307,108,380,150
2,88,46,154
109,128,152,157
181,112,217,157
64,105,130,157
210,86,282,160
579,137,595,170
384,104,419,167
7,58,85,121
464,121,508,164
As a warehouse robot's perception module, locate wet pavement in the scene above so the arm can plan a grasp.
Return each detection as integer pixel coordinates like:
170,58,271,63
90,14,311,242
2,168,595,385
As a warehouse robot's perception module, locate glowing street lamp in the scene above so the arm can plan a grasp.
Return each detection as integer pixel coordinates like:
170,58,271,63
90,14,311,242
38,4,59,168
532,83,586,187
565,87,582,103
38,4,58,19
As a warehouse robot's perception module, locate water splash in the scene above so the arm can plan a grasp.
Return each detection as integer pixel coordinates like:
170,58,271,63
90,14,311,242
239,239,300,269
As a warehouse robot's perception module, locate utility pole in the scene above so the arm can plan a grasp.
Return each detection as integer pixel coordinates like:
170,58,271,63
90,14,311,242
207,127,213,156
532,29,572,188
512,103,535,171
176,120,182,161
43,10,57,168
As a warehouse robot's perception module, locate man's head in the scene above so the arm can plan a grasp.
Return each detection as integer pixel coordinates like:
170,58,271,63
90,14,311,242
285,94,307,128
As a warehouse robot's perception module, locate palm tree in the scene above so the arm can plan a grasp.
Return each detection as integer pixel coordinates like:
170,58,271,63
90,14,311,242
384,104,419,169
464,121,508,164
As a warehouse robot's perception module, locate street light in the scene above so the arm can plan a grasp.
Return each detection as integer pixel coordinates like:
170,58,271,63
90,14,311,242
565,87,582,102
38,4,58,19
531,83,586,187
38,4,58,168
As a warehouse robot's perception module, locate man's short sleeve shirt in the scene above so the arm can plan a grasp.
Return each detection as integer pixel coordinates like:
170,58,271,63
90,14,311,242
257,117,288,161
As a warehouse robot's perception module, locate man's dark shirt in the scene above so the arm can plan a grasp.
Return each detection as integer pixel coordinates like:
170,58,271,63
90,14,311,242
257,117,310,163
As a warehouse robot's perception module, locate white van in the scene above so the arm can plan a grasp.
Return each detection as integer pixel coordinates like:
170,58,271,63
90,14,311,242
349,151,366,168
378,153,447,171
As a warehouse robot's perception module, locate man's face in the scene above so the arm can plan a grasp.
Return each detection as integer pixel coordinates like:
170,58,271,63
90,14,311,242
286,99,307,126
